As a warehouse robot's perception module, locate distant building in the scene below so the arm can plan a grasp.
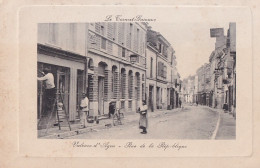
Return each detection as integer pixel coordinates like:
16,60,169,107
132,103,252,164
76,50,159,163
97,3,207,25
209,23,236,115
182,75,195,104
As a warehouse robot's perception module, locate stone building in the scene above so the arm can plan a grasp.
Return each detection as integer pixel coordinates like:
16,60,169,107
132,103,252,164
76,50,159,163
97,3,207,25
195,63,212,106
182,23,235,113
209,23,236,113
146,42,157,112
146,28,180,111
87,22,147,118
222,23,236,115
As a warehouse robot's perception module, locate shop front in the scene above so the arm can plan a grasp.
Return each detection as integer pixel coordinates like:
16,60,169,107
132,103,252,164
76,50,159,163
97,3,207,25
37,44,87,129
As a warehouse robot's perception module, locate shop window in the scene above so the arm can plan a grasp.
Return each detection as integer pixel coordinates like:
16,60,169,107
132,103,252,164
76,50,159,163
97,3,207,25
37,63,70,123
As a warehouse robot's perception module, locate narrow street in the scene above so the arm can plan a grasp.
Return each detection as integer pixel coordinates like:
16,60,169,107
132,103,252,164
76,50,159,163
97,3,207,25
67,105,219,139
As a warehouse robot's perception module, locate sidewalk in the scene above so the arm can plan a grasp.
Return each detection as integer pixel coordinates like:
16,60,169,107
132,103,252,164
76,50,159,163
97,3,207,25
38,107,182,139
215,110,236,139
200,105,236,139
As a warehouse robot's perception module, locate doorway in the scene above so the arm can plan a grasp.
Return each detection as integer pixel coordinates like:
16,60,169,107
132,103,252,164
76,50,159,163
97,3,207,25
56,67,70,113
97,62,107,115
98,76,104,115
149,85,154,112
76,70,84,119
37,63,70,129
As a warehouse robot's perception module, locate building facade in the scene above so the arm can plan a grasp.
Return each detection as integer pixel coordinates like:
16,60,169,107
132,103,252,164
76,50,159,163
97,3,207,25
182,75,195,104
184,23,236,117
87,22,147,118
209,23,236,113
146,44,157,112
146,28,180,111
37,22,147,125
37,22,183,129
37,23,88,124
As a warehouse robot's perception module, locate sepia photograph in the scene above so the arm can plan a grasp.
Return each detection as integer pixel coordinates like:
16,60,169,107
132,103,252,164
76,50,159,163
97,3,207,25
1,0,260,166
37,21,236,140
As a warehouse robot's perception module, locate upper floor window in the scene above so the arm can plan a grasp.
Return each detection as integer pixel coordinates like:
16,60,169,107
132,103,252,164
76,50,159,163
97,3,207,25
137,28,140,53
100,24,106,50
163,65,167,78
101,37,106,50
113,23,117,41
158,61,167,79
100,25,105,36
129,23,133,49
122,48,126,58
150,57,153,78
158,43,162,53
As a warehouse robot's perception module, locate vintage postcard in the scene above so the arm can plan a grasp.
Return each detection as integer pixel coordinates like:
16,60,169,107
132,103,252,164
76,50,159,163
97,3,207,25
17,5,252,158
1,1,259,168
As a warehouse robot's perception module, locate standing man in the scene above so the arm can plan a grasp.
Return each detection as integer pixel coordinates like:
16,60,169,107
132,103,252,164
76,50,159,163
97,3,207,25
138,100,148,134
80,93,89,128
37,67,56,114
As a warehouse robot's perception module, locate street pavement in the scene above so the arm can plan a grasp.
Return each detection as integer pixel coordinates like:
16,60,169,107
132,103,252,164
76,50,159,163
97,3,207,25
66,105,226,139
215,111,236,139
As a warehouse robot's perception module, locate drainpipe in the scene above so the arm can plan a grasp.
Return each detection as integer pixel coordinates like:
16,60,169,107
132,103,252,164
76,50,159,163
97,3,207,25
144,34,147,104
84,58,88,94
84,23,89,94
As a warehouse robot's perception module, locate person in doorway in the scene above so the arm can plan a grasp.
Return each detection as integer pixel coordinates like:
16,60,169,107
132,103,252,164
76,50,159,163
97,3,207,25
80,93,89,128
138,100,148,134
37,67,55,114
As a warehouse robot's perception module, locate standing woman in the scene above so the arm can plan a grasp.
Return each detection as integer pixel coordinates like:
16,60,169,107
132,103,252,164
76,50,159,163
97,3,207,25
138,100,148,134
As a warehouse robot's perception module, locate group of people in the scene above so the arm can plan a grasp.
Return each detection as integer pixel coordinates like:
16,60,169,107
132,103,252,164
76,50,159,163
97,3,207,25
38,67,148,134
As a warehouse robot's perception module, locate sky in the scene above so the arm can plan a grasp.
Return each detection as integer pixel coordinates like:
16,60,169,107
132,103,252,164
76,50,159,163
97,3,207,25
149,22,230,80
